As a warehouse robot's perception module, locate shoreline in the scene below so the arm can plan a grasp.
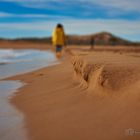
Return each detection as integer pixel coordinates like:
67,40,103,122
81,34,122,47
1,47,140,140
9,59,74,140
0,47,59,140
0,80,28,140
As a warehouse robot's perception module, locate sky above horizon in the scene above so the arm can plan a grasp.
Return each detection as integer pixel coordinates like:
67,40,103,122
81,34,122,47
0,0,140,41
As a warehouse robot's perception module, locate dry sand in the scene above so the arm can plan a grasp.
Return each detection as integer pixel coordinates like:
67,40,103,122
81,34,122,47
2,45,140,140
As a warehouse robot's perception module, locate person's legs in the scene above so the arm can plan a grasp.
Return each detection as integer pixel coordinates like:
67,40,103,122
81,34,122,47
56,45,63,58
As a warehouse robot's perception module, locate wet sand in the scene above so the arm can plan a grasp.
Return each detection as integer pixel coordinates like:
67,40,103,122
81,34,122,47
7,46,140,140
0,48,58,140
0,81,28,140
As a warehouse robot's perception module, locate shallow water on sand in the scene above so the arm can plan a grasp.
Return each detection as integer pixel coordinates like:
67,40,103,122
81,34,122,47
0,81,28,140
0,49,58,79
0,49,58,140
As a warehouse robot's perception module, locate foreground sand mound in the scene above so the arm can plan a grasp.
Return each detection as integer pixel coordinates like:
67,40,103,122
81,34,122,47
71,56,105,90
71,55,140,92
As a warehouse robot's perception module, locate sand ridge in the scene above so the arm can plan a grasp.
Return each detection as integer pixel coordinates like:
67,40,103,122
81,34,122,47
71,53,140,94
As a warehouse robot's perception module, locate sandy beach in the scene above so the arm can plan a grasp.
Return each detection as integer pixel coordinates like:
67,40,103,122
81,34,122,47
3,44,139,140
0,0,140,139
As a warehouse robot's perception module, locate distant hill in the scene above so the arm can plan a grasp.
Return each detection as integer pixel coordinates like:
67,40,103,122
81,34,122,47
0,32,140,46
66,32,139,46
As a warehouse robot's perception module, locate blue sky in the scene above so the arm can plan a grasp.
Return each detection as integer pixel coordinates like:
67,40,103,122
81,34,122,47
0,0,140,41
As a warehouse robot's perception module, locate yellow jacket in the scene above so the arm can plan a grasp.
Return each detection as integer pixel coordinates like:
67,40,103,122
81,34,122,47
52,27,65,46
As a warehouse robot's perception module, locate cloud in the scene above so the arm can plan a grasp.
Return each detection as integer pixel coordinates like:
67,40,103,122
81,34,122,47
64,19,140,36
1,0,140,18
1,0,62,8
0,12,70,19
0,12,12,17
83,0,140,12
0,0,140,40
0,19,140,40
1,0,140,13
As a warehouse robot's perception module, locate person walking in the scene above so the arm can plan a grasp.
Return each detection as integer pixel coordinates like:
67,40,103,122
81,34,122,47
52,23,66,58
90,36,95,50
